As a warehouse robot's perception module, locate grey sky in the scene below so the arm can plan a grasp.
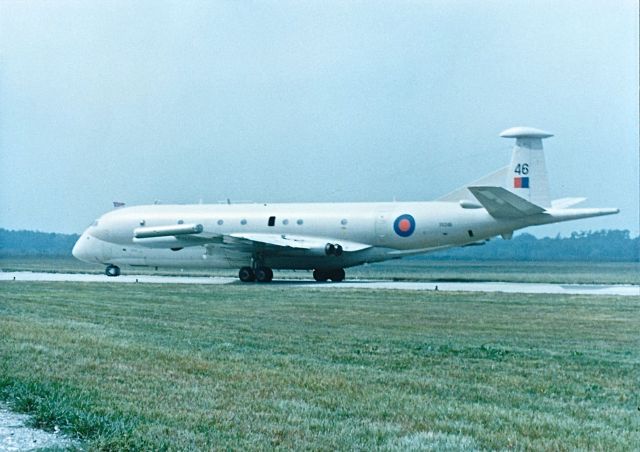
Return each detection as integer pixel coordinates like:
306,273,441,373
1,0,638,236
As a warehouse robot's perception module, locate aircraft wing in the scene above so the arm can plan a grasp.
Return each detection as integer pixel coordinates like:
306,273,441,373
224,233,372,254
133,225,371,255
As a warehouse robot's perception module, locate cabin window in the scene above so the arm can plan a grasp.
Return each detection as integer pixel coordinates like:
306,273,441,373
241,219,247,225
297,219,304,225
341,219,348,225
282,219,289,225
217,219,224,225
177,219,184,224
268,216,276,227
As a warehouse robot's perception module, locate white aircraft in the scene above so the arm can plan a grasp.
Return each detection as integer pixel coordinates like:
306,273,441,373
72,127,619,282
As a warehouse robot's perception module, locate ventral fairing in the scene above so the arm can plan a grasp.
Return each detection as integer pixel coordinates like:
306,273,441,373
73,127,619,282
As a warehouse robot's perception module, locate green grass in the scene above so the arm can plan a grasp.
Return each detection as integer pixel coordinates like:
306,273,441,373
1,282,638,450
2,256,639,284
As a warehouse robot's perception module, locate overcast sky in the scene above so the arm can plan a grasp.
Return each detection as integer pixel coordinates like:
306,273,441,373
1,0,638,236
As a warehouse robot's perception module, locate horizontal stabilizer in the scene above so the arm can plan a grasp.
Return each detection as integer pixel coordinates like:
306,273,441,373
551,197,586,209
468,186,546,219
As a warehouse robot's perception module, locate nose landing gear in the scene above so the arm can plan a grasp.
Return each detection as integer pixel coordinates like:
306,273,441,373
105,265,121,277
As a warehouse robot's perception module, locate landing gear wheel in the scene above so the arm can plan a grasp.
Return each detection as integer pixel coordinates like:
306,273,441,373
313,268,345,282
105,265,121,277
255,267,273,283
313,269,329,282
330,268,345,282
239,266,256,282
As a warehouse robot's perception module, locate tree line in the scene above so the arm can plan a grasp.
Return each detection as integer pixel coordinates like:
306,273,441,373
0,228,638,261
0,229,80,257
425,230,639,262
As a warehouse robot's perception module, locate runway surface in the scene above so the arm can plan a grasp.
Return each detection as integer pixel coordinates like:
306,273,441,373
1,271,638,296
0,403,75,451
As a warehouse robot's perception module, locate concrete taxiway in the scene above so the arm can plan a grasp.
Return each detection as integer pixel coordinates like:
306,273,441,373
1,271,638,296
0,403,75,451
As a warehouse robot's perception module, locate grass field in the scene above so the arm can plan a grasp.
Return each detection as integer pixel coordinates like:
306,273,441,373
2,256,639,284
1,282,638,450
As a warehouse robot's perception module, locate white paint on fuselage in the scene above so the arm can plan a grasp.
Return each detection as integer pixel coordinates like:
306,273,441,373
74,201,536,271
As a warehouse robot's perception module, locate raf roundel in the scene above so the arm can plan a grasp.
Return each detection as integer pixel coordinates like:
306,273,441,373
393,214,416,237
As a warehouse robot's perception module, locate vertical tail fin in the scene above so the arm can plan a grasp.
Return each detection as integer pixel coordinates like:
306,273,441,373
500,127,553,207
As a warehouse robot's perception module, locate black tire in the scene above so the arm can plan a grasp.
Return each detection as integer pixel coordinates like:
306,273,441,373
330,268,345,282
105,265,120,277
313,269,328,282
255,267,273,283
239,266,256,282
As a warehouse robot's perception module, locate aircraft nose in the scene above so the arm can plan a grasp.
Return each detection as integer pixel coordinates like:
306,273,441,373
72,232,94,263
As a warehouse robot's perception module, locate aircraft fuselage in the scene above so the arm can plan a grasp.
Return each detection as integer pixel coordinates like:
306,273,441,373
73,200,551,271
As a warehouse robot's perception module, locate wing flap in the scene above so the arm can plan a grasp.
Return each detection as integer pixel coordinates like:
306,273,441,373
468,186,546,219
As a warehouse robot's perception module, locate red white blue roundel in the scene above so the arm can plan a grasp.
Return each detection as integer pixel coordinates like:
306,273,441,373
393,214,415,237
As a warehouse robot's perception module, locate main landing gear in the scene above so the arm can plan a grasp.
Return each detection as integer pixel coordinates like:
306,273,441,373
239,266,273,283
238,266,346,283
313,268,345,282
105,264,121,277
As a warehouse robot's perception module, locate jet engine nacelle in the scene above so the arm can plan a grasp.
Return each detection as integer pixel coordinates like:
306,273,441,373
324,243,343,256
